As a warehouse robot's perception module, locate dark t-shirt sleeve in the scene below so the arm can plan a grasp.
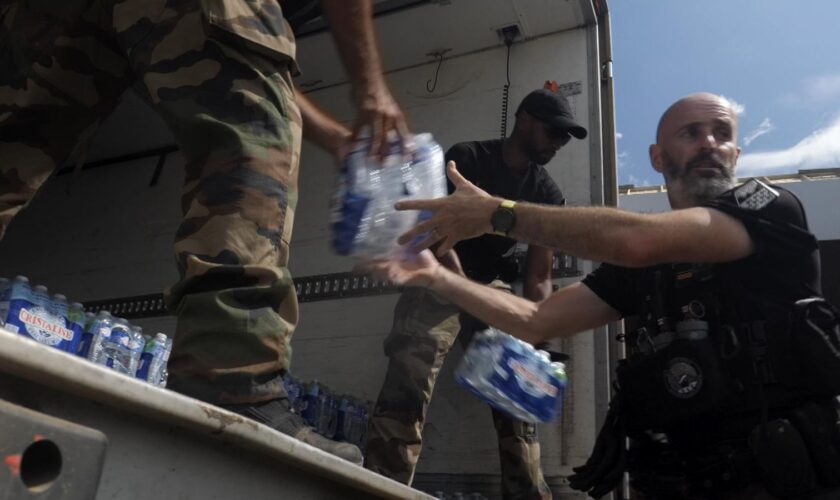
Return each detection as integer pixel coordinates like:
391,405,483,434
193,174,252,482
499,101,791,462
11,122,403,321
444,143,478,194
538,172,566,206
703,182,818,257
581,263,639,317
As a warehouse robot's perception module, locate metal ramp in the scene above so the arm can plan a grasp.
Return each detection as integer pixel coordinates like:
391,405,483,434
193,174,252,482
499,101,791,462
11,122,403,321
0,331,433,499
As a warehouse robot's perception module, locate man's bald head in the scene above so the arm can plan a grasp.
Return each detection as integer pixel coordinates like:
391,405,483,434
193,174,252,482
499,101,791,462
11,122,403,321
655,93,740,144
649,92,742,209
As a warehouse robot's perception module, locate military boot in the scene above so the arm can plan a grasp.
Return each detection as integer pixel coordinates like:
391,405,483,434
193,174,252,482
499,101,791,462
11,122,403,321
223,398,363,465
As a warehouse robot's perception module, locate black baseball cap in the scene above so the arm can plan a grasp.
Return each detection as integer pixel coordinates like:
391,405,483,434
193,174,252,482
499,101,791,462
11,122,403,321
517,89,587,139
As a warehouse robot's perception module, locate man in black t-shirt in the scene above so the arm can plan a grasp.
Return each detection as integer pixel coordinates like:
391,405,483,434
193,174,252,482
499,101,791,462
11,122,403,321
363,93,840,499
364,90,586,499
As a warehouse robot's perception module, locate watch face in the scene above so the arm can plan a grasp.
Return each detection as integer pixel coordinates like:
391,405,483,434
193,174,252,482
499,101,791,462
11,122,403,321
491,207,515,234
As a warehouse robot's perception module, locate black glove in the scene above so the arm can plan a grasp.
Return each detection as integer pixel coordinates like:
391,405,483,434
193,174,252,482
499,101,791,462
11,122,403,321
569,394,628,498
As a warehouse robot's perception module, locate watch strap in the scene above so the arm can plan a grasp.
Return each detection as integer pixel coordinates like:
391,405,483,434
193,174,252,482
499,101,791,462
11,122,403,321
492,199,517,236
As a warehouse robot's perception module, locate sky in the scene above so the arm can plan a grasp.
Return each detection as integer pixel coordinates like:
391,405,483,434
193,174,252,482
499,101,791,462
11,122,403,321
610,1,840,187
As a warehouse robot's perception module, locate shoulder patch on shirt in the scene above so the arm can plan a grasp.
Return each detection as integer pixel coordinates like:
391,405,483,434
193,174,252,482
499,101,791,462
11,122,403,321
733,179,779,211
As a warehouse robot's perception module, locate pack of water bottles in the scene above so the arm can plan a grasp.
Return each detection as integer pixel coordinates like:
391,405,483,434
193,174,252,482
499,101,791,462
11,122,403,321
455,327,568,423
331,131,446,258
0,275,172,387
284,376,372,450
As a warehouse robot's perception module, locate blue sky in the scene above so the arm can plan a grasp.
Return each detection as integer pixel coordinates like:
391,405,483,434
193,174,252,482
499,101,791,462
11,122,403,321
610,1,840,186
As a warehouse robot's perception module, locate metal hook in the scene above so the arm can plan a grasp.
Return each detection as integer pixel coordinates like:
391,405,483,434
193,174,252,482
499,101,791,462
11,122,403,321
425,49,451,93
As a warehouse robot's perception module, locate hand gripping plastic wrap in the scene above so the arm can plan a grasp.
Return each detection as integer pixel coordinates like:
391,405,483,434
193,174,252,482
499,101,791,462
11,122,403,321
455,327,568,423
331,132,446,258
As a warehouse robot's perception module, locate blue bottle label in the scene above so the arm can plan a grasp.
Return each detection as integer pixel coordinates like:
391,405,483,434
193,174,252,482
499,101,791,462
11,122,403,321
8,302,79,353
456,331,566,422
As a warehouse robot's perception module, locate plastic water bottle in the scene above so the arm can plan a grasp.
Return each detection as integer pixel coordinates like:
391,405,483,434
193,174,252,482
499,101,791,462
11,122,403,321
31,285,50,310
161,336,173,386
127,326,145,376
135,333,156,382
302,380,321,427
47,294,73,352
135,333,169,384
95,317,131,373
411,133,446,199
334,396,351,441
3,276,31,330
50,294,69,321
85,311,114,362
356,401,371,449
317,386,333,436
326,392,338,438
65,303,86,355
284,376,303,413
78,311,101,358
343,398,358,445
331,131,445,258
455,327,567,423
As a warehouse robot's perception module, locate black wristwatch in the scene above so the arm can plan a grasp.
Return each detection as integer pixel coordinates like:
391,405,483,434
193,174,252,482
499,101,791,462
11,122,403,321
491,199,517,236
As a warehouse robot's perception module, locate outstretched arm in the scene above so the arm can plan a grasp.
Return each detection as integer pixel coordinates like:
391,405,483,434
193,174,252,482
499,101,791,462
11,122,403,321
359,250,619,344
399,162,755,268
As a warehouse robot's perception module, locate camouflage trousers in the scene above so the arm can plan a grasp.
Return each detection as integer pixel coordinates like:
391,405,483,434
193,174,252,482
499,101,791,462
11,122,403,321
365,285,552,500
0,0,301,404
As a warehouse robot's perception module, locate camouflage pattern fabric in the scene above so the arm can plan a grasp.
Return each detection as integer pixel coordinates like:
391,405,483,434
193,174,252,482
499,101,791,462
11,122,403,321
365,283,552,500
0,0,301,404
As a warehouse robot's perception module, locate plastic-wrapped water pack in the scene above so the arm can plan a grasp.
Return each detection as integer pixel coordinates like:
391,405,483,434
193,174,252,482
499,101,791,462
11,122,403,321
456,327,568,423
331,132,446,258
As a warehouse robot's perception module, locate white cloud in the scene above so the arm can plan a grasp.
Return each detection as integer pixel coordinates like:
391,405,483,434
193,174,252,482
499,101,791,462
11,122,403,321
783,73,840,106
721,95,745,115
805,74,840,101
616,132,624,140
738,114,840,176
742,118,774,147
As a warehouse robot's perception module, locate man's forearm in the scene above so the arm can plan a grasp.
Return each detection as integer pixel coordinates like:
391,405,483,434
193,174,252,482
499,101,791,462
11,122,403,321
296,89,351,156
428,268,545,344
509,202,649,267
320,1,385,93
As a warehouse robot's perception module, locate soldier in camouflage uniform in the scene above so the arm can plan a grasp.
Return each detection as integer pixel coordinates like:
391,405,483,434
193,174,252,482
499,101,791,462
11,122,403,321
0,0,408,464
365,90,588,499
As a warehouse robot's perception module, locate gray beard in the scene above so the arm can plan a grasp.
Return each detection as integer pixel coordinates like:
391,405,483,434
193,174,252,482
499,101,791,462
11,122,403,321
668,175,736,206
663,152,736,207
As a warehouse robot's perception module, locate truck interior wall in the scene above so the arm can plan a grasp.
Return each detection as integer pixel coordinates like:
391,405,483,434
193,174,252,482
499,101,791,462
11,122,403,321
0,27,602,493
291,28,600,486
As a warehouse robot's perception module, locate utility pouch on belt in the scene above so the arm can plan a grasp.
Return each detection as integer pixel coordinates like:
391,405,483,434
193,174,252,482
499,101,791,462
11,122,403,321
792,298,840,395
617,328,730,431
749,419,817,498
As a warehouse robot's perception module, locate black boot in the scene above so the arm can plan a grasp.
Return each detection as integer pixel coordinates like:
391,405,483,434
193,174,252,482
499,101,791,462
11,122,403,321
223,398,363,465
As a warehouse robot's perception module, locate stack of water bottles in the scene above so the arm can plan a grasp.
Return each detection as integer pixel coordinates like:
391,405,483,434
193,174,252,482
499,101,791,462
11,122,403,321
331,131,446,257
284,376,372,450
455,327,568,423
0,275,172,387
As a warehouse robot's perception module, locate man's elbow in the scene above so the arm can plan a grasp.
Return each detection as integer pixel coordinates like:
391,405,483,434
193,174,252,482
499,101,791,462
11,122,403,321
605,235,661,268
